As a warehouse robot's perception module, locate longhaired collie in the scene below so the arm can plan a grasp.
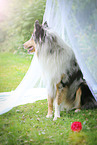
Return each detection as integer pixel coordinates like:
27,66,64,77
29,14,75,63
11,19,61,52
24,20,97,120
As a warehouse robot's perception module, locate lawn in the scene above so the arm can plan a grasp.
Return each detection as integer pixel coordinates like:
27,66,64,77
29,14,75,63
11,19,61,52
0,53,97,145
0,53,32,92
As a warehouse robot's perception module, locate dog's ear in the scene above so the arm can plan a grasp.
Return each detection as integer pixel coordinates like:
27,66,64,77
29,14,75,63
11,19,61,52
43,21,48,28
35,20,41,31
33,20,45,43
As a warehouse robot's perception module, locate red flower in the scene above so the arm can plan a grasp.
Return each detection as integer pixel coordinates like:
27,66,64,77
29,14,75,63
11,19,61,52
71,122,82,132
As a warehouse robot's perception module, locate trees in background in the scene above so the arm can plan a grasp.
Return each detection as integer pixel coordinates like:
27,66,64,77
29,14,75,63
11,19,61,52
0,0,46,53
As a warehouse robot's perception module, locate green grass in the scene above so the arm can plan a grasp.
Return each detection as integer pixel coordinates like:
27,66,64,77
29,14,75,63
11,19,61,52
0,53,32,92
0,53,97,145
0,100,97,145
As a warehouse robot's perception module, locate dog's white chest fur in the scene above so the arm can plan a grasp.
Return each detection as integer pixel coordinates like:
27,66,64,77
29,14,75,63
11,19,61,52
36,35,73,98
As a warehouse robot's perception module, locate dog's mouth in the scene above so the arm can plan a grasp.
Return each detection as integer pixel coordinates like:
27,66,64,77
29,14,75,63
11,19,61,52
28,46,33,52
26,46,35,54
23,37,36,54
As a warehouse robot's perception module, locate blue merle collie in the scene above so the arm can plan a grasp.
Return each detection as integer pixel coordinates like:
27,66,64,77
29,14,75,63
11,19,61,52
24,20,97,120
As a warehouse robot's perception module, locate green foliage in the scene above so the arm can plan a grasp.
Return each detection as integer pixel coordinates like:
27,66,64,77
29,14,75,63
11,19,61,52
9,0,46,39
0,0,46,53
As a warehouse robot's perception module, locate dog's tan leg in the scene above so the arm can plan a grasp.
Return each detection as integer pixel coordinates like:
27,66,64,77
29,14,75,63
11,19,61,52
53,84,63,121
53,90,63,121
74,87,82,112
46,96,53,118
53,83,68,121
53,98,61,121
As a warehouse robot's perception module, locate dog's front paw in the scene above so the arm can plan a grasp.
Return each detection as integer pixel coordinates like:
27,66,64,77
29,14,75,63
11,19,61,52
46,114,53,118
53,116,60,121
75,109,81,113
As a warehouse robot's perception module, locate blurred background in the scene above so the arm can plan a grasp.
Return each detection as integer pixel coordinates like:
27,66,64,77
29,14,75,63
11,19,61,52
0,0,46,54
0,0,46,92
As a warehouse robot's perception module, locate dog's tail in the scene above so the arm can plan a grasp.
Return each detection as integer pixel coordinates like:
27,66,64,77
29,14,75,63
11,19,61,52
80,82,97,109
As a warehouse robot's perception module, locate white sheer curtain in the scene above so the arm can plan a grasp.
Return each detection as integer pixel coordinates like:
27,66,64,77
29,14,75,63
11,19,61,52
0,55,47,114
0,0,97,114
43,0,97,99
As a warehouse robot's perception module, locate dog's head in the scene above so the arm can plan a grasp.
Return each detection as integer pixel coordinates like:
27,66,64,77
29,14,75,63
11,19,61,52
33,20,48,44
23,20,48,53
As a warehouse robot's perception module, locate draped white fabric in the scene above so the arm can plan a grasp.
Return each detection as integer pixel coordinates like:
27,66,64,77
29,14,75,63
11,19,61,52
43,0,97,98
0,55,47,114
0,0,97,114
